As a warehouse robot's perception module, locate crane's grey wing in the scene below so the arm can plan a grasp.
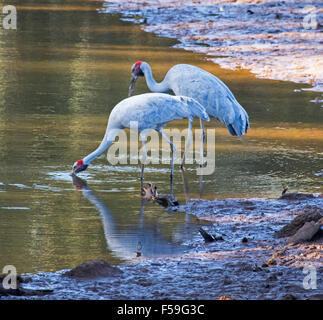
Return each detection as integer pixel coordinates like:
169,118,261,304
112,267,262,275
167,64,250,137
109,93,208,132
174,96,209,121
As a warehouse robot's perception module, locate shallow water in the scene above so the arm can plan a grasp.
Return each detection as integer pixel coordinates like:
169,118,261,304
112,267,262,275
0,0,322,275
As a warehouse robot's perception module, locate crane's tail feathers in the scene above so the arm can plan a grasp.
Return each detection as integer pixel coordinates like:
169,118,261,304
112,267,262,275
227,105,250,138
227,124,238,136
178,96,210,121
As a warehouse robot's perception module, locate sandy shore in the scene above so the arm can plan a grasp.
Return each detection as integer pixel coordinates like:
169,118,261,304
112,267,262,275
101,0,323,92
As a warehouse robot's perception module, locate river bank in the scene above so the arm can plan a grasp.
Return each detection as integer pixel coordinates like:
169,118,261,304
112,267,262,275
101,0,323,92
2,193,322,300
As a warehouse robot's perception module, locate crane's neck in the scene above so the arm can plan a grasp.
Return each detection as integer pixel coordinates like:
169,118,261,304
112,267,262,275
83,127,121,165
141,63,170,93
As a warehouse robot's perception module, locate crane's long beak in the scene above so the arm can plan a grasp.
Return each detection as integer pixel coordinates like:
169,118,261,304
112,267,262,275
128,74,138,97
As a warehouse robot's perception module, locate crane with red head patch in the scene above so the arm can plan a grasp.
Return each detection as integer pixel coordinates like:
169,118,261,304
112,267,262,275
128,61,250,170
128,61,249,155
72,159,88,174
71,93,209,182
129,61,145,96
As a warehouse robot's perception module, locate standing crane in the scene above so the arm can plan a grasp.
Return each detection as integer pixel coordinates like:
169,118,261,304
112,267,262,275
129,62,250,167
72,93,209,184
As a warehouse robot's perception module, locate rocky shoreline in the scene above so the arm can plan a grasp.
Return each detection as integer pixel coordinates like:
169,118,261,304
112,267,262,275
101,0,323,92
1,193,322,300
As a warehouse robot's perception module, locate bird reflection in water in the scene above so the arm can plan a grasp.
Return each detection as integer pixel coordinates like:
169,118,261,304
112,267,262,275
70,174,195,260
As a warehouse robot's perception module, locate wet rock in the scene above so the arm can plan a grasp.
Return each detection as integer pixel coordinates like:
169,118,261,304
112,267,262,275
199,227,214,242
279,192,317,201
288,221,321,244
222,276,232,285
240,263,253,272
63,259,123,279
266,257,277,266
241,237,248,243
199,227,221,243
264,249,287,267
252,265,262,272
155,194,179,208
274,211,323,238
266,274,278,281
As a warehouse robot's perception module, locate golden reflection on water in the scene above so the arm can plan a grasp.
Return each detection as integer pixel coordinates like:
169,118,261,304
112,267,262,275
15,4,101,12
0,1,322,273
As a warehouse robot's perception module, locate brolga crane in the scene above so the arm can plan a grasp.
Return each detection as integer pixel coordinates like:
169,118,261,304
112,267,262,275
129,61,250,168
72,93,209,184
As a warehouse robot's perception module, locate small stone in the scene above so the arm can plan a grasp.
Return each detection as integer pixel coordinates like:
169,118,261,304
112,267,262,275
266,258,277,266
199,227,215,243
223,277,232,285
253,265,262,272
241,237,248,243
266,274,278,281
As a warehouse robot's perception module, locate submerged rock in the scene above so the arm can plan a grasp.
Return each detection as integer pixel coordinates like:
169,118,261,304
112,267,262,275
63,259,123,279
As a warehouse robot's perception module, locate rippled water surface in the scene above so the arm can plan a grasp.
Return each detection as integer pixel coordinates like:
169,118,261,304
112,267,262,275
0,0,322,274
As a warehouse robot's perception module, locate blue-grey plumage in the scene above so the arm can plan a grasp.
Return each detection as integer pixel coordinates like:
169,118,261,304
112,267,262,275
129,62,250,138
109,93,209,132
71,93,209,181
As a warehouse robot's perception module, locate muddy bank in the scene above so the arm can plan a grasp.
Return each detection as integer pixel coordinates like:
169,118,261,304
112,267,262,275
101,0,323,92
2,194,322,300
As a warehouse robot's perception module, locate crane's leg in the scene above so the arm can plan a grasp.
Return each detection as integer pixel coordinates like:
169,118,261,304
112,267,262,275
140,133,147,189
199,119,206,198
200,118,206,168
159,129,175,193
181,118,192,170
